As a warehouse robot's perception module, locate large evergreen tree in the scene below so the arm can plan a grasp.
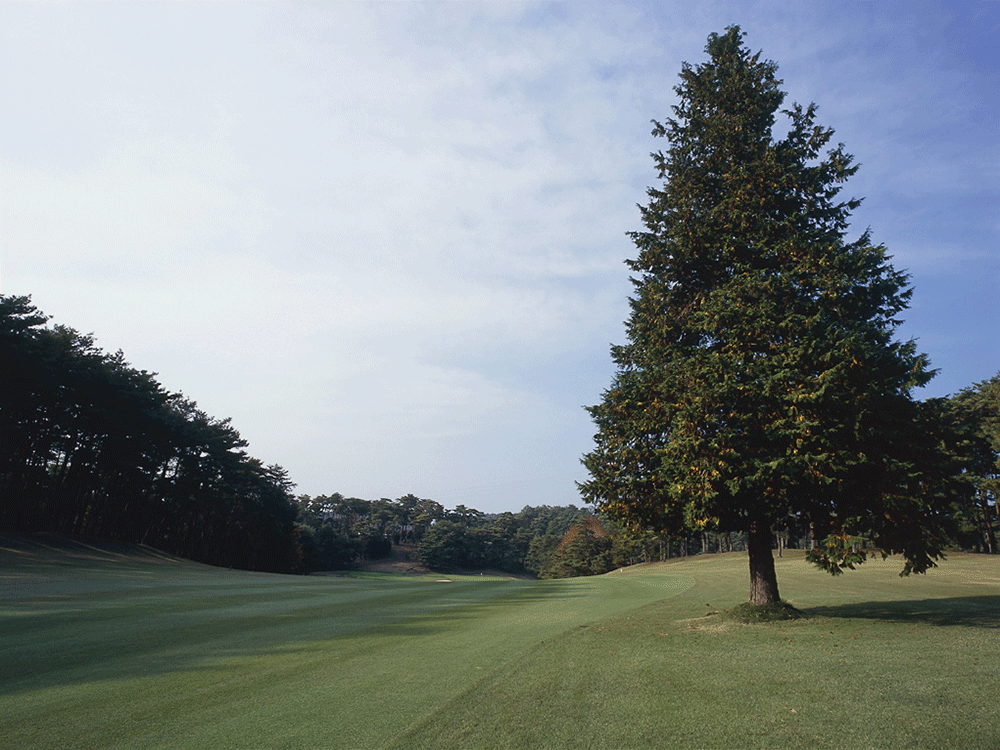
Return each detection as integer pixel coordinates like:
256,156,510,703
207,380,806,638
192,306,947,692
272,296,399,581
580,27,949,605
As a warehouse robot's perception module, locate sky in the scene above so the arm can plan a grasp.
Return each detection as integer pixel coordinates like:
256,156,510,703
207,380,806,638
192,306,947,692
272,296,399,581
1,1,997,514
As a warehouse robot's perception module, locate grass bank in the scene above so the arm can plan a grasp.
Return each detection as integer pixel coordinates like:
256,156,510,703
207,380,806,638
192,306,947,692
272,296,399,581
2,534,999,749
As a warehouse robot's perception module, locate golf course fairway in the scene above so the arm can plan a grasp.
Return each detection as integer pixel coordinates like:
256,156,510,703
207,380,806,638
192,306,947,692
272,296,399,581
2,533,999,749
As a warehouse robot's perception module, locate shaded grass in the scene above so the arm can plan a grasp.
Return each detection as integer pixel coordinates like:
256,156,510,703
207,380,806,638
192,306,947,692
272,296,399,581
3,536,1000,749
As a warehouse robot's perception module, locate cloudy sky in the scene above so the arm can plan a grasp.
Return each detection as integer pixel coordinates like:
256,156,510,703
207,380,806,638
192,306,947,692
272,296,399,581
2,1,996,513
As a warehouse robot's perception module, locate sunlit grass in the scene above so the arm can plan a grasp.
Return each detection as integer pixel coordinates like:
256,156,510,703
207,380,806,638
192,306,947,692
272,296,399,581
3,535,999,749
396,553,1000,749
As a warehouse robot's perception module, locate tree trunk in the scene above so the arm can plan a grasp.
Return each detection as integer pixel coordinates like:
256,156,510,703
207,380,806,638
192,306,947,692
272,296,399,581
980,501,997,554
748,518,780,605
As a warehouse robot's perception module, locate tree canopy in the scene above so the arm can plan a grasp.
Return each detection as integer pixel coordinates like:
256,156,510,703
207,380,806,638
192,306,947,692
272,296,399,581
0,294,301,572
579,27,952,605
945,373,1000,552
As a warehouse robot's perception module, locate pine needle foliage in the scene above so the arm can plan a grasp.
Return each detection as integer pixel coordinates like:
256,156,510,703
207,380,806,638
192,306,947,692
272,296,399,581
580,27,951,605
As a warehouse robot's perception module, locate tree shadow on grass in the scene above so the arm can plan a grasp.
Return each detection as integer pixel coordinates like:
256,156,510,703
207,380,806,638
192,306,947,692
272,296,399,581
803,596,1000,628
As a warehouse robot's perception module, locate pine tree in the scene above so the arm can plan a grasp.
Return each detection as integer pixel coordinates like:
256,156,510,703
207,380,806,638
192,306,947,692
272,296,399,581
580,27,949,605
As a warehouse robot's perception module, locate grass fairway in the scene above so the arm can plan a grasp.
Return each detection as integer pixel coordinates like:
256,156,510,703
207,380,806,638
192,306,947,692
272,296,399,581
3,535,999,749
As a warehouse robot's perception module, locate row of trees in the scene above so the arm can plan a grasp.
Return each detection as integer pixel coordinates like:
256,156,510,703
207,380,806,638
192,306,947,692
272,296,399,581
948,376,1000,553
296,464,1000,580
294,492,445,570
294,493,592,577
0,295,302,572
415,504,595,576
409,446,999,578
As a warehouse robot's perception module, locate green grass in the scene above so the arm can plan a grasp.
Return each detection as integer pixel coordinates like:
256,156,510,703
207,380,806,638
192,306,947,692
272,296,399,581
3,534,999,749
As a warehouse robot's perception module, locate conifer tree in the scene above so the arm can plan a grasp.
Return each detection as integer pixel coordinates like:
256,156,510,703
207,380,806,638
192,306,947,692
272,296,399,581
580,27,949,605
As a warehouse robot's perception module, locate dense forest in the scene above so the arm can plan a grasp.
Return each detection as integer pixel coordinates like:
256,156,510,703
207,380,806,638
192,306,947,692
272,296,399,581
294,494,596,577
2,295,997,577
293,493,773,578
0,295,302,572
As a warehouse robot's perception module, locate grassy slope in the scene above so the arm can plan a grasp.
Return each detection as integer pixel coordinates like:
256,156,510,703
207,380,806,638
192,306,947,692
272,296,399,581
2,534,999,750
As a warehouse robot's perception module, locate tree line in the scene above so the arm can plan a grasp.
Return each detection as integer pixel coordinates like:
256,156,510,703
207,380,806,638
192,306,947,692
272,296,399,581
0,295,619,578
0,295,301,572
297,426,1000,580
294,493,595,577
947,376,1000,553
294,493,764,578
0,296,603,579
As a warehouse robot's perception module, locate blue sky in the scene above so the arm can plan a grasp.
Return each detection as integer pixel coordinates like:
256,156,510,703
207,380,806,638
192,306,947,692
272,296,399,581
1,1,996,513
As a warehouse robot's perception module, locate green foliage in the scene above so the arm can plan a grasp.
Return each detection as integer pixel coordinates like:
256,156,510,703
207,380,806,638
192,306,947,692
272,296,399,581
293,493,446,570
414,505,589,575
0,295,301,573
416,520,471,571
293,495,595,575
805,533,867,575
580,27,949,600
539,517,616,579
945,373,1000,552
362,535,392,560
